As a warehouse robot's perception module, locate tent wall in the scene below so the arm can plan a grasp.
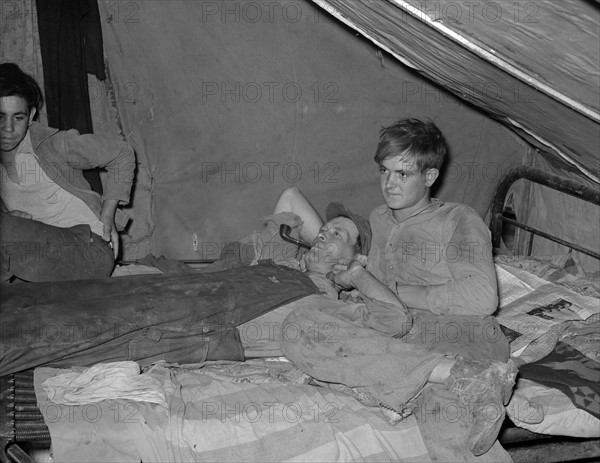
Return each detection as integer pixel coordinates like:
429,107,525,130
526,155,600,273
95,0,528,260
0,0,46,125
4,1,596,268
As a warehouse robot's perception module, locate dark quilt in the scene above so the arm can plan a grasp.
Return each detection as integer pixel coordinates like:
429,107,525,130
518,341,600,419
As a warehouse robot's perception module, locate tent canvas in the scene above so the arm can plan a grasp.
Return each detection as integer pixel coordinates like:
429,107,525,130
1,0,598,266
314,0,599,180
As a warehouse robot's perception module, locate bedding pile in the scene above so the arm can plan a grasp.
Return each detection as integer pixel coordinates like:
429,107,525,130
494,254,600,437
34,360,433,462
33,358,516,462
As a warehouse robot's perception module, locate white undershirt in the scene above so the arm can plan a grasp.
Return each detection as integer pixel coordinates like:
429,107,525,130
0,131,104,237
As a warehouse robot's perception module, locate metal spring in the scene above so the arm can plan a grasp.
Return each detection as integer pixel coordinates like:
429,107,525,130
14,428,51,441
2,371,51,450
14,404,40,413
11,411,45,421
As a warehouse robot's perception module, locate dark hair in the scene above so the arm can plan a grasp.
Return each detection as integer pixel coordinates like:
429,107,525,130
353,234,362,255
374,118,448,171
0,63,44,115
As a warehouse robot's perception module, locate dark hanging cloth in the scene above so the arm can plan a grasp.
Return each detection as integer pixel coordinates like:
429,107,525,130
36,0,105,132
36,0,106,192
81,0,106,81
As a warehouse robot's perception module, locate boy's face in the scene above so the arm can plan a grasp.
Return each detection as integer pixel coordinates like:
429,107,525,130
304,217,359,273
379,155,438,217
0,96,35,157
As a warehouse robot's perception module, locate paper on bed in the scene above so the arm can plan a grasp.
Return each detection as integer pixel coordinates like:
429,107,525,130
496,282,599,359
495,264,540,307
497,283,599,329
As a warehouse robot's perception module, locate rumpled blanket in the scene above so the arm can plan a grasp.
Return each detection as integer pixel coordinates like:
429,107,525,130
42,361,167,407
495,254,600,435
34,360,439,462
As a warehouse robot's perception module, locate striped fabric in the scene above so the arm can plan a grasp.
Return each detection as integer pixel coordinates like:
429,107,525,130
35,361,431,462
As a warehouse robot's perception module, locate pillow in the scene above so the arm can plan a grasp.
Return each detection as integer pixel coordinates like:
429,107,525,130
508,378,600,438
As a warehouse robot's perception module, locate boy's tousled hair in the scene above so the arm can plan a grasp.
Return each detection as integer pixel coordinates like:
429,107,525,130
374,118,448,171
0,63,44,115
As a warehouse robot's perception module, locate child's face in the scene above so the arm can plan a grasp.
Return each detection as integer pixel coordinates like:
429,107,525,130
0,96,35,157
379,155,436,215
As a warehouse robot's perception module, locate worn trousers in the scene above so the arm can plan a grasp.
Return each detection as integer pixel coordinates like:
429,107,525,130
280,298,509,411
0,262,317,375
0,215,114,282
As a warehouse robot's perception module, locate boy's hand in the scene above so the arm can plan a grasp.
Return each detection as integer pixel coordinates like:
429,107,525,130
100,216,119,258
327,259,366,290
99,199,120,259
331,254,367,272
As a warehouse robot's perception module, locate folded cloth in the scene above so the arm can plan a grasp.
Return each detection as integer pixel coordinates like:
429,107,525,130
42,361,167,407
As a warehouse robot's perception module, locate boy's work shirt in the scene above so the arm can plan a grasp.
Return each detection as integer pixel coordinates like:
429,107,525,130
0,132,104,237
367,199,498,316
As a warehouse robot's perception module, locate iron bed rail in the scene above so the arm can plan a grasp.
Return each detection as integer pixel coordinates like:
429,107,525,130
490,165,600,259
